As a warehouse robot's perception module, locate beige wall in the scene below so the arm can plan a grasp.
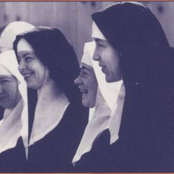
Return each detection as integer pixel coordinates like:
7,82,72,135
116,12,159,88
0,2,102,62
0,2,174,62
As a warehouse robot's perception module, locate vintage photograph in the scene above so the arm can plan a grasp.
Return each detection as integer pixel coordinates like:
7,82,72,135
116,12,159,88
0,1,174,172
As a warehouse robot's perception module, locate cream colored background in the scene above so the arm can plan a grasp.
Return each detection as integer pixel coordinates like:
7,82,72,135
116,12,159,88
0,2,173,61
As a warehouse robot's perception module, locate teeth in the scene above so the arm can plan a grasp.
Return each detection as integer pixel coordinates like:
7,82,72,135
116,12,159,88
80,89,88,94
23,74,31,78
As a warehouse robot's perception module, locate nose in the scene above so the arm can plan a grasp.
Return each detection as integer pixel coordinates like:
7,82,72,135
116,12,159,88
18,59,26,72
74,74,83,85
92,48,100,61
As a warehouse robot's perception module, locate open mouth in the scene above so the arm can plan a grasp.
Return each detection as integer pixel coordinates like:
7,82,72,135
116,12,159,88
99,64,106,73
22,72,34,80
101,66,107,74
80,89,88,94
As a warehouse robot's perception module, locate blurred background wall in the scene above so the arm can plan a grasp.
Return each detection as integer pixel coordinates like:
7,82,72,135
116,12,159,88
0,2,173,61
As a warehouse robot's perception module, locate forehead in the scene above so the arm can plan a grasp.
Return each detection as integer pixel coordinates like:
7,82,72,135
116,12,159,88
17,50,34,57
81,63,93,71
0,74,16,80
17,38,34,53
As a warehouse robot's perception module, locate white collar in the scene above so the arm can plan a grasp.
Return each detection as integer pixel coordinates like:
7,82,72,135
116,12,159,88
108,82,125,144
72,88,111,164
29,79,70,145
72,84,125,164
0,99,23,153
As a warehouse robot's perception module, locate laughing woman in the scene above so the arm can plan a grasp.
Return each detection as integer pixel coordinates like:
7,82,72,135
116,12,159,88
13,27,88,172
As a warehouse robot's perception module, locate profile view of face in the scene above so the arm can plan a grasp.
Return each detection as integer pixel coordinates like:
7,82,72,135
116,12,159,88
93,38,122,83
0,66,20,109
74,63,98,108
17,39,48,90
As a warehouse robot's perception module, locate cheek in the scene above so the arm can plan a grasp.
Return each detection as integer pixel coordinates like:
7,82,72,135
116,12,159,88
6,86,15,98
109,53,120,71
35,63,46,80
26,61,37,71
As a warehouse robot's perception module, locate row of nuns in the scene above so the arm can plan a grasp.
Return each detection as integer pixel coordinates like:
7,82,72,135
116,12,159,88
0,1,174,172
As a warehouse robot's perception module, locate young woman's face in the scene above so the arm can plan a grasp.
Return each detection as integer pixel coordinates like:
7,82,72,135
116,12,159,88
74,63,98,108
93,38,122,83
17,39,48,90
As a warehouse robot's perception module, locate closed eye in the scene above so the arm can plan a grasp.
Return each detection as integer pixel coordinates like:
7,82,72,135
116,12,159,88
25,56,33,62
79,68,89,77
0,79,11,84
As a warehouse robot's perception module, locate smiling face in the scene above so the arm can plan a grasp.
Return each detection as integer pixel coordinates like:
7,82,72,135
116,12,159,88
74,63,98,108
93,38,122,83
17,39,48,90
0,69,20,109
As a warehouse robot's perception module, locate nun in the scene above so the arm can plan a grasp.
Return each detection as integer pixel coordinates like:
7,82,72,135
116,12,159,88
0,50,28,172
13,27,88,172
74,2,174,172
0,21,35,121
72,41,124,172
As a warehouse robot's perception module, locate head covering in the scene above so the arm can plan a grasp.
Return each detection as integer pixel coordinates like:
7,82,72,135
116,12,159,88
92,22,107,41
0,21,35,52
92,2,171,87
0,50,28,158
72,42,125,164
81,44,93,67
0,64,12,75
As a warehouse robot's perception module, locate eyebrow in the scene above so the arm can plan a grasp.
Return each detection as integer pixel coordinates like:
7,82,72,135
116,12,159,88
93,38,109,45
0,75,13,79
18,52,34,57
80,65,93,74
93,38,103,43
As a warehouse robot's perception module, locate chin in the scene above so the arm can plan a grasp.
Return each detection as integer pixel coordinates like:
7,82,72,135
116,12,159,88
82,99,90,108
88,102,95,108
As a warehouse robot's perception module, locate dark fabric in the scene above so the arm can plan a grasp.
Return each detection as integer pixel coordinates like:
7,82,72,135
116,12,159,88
74,129,111,172
0,137,27,172
75,89,174,172
27,88,37,141
0,103,88,172
0,106,4,120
